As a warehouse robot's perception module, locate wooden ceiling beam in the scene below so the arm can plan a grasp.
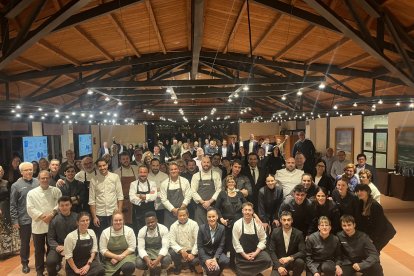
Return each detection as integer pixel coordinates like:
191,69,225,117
37,40,81,65
0,0,90,70
223,0,247,54
109,13,141,57
74,26,113,61
15,57,46,71
306,37,349,64
338,53,371,68
145,0,166,54
273,25,315,60
303,0,414,87
191,0,205,79
4,0,37,19
252,13,283,54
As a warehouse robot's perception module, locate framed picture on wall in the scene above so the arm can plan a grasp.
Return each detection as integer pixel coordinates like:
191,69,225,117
335,128,354,162
395,128,414,167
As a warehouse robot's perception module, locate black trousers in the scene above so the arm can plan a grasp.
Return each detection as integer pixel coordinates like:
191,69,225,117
169,248,199,269
46,249,63,276
271,258,305,276
306,260,336,276
32,233,49,273
342,263,384,276
95,215,112,240
19,224,32,265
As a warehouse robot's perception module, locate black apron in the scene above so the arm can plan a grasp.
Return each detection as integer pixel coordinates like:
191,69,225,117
66,230,93,275
120,167,137,225
235,220,270,276
83,170,96,212
132,180,155,232
194,171,215,225
164,177,184,228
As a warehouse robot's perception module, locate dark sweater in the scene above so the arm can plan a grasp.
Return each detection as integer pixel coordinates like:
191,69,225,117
47,212,78,250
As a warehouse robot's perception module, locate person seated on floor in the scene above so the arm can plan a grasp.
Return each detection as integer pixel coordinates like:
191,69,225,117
46,196,78,276
337,215,384,276
99,210,136,276
305,216,342,276
232,202,273,276
269,211,306,276
64,212,105,276
136,211,172,276
168,207,200,274
197,208,230,276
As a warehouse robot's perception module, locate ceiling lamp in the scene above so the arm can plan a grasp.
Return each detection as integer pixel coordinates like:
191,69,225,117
243,85,249,91
105,97,110,101
353,102,357,107
297,89,303,96
281,95,286,101
318,82,326,89
378,99,383,104
87,89,93,95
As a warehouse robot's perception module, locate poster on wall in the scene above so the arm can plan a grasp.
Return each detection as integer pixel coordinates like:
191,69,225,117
396,128,414,167
335,128,354,162
23,136,48,162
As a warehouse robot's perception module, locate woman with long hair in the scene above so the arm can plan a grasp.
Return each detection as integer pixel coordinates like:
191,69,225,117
310,187,340,234
301,174,318,200
7,156,21,184
63,212,104,276
267,146,285,175
312,159,335,196
31,161,40,178
355,184,396,252
215,175,246,267
331,177,360,223
257,174,283,232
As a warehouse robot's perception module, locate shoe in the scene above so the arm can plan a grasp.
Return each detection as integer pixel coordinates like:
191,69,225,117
22,264,30,274
173,267,181,275
36,271,44,276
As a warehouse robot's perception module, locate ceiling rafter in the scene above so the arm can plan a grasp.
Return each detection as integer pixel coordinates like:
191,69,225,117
306,37,349,64
338,53,371,69
37,40,81,65
0,0,91,70
273,25,315,60
73,26,114,61
302,0,414,87
108,13,141,57
191,0,205,79
223,0,247,54
145,0,166,54
252,13,283,54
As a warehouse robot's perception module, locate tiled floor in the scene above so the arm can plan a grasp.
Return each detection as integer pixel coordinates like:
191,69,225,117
1,195,414,275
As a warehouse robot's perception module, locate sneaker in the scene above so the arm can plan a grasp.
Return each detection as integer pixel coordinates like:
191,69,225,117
22,264,30,274
173,267,181,275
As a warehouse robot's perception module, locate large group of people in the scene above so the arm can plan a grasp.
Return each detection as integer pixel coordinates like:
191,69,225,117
0,131,397,276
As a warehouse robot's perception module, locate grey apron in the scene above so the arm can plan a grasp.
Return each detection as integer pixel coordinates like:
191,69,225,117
194,171,215,225
163,177,184,228
145,225,163,260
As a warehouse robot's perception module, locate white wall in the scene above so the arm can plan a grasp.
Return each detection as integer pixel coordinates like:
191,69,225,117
239,122,280,139
387,111,414,169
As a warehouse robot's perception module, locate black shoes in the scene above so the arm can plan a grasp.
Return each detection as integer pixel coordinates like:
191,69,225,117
173,266,181,275
22,264,30,274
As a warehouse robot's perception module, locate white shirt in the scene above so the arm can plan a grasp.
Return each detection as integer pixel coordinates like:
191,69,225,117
148,171,169,210
283,228,292,253
221,147,228,158
114,165,138,179
160,176,192,212
248,141,254,153
75,170,97,183
249,166,259,185
369,183,381,204
89,172,124,216
169,219,199,255
64,229,98,259
26,186,61,234
315,175,322,185
191,170,222,203
137,224,169,258
232,218,267,253
129,179,157,205
275,168,304,197
330,159,350,179
99,226,136,255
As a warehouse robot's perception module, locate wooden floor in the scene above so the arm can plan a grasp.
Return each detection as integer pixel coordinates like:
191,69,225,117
1,195,414,275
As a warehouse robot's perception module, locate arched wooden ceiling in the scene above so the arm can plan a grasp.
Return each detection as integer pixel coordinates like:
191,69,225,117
0,0,413,123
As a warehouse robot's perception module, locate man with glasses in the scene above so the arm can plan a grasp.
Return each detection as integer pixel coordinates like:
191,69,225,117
10,162,39,274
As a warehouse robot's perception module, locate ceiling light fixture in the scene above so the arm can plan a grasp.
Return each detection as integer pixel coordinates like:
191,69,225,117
281,95,286,101
396,102,400,106
318,82,326,89
87,89,93,95
243,85,249,91
353,102,357,107
16,105,21,109
297,89,303,96
105,97,110,101
378,99,383,104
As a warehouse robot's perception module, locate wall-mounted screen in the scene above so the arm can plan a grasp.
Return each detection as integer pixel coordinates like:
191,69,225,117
22,136,48,162
78,134,92,157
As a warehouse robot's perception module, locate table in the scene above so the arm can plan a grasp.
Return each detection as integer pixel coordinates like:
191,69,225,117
389,174,414,201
